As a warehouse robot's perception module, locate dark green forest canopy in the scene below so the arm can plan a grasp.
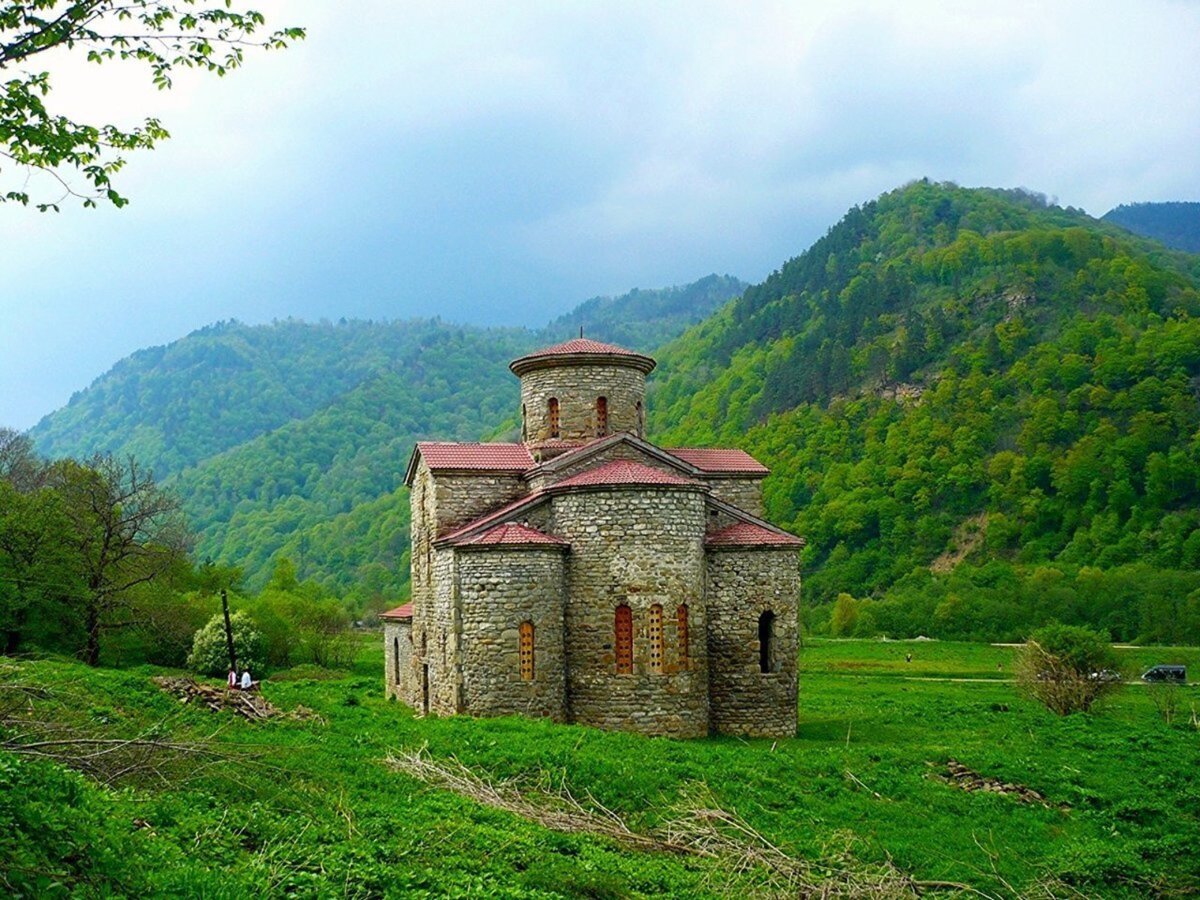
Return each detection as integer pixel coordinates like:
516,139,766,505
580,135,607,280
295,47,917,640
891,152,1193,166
27,277,743,601
1103,201,1200,254
649,181,1200,642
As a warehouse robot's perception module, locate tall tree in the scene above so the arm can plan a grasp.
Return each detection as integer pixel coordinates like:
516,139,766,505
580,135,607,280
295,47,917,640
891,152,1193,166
48,454,190,664
0,479,80,653
0,1,304,210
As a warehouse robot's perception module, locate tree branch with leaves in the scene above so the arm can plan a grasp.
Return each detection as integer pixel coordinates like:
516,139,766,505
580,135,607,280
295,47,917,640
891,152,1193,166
0,0,303,210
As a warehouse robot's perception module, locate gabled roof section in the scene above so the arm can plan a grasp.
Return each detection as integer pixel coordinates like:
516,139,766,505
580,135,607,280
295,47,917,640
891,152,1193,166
554,459,702,489
706,522,803,548
667,448,769,475
510,338,655,376
452,522,569,548
527,432,701,480
705,494,805,549
380,603,414,619
405,442,534,485
434,491,550,546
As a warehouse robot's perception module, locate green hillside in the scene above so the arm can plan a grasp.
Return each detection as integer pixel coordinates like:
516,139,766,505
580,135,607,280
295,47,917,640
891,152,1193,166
28,277,744,600
1103,201,1200,254
649,181,1200,642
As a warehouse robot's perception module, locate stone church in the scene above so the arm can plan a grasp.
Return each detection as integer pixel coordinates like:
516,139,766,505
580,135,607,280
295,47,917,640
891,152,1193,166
382,338,802,738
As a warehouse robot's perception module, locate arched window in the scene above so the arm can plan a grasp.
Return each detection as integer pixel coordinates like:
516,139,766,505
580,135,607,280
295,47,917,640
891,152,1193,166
636,400,644,437
596,396,608,436
521,404,527,441
519,621,534,681
548,397,560,439
648,604,664,673
758,611,776,674
393,636,401,685
676,604,689,666
615,604,633,674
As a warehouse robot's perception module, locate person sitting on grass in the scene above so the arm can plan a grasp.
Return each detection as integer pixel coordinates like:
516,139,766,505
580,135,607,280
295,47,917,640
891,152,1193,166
227,667,238,691
240,669,254,691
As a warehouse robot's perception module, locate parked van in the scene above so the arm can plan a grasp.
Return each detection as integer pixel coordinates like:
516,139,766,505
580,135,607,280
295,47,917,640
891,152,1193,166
1141,665,1186,683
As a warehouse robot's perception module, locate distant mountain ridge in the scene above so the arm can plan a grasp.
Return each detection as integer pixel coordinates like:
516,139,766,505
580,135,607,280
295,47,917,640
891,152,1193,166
28,275,746,598
1103,201,1200,253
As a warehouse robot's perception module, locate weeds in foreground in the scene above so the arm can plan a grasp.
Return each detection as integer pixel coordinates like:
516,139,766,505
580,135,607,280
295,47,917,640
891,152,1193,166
387,746,988,898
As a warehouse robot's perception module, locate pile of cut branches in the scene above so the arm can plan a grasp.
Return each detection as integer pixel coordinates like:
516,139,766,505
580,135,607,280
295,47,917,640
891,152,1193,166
387,747,987,898
0,680,231,787
153,676,280,720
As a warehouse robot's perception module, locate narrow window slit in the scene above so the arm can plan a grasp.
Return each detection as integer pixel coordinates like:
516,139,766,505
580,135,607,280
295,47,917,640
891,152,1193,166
519,621,535,681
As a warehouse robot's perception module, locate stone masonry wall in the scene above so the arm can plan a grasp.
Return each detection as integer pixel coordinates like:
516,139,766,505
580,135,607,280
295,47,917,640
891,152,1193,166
383,619,413,701
424,547,460,715
433,473,527,535
406,462,437,712
457,547,567,720
706,548,799,737
521,364,646,444
551,485,710,737
703,477,765,517
407,459,528,715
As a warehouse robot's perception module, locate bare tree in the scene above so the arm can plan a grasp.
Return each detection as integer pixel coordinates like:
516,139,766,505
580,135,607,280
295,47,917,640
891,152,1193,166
0,427,45,491
47,454,190,665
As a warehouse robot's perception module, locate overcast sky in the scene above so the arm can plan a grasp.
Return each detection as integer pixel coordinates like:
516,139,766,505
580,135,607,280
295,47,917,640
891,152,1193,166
2,0,1198,429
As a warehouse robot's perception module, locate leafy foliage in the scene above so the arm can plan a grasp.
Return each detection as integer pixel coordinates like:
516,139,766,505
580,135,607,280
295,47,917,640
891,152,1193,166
1017,624,1120,715
186,609,263,677
0,1,303,210
0,440,192,663
650,180,1200,641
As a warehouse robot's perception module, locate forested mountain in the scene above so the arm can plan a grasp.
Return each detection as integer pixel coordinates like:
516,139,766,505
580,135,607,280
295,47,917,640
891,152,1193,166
542,274,745,349
27,183,1200,642
28,277,743,601
1103,201,1200,253
650,181,1200,642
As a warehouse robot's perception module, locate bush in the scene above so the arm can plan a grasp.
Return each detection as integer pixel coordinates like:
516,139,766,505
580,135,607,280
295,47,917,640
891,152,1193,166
1016,624,1119,715
186,611,266,678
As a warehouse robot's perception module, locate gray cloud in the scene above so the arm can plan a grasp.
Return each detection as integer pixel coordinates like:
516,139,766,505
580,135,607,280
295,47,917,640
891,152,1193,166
3,0,1198,428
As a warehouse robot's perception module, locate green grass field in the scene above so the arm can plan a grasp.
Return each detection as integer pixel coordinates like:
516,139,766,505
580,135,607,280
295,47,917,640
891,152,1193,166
2,637,1198,897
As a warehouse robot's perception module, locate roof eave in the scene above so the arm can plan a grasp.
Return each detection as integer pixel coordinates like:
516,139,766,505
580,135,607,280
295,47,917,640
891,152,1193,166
704,494,806,545
403,446,423,487
705,539,804,551
454,541,571,552
509,352,656,377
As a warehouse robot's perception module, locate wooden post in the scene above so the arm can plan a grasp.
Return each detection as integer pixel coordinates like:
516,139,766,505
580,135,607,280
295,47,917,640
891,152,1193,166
221,588,237,675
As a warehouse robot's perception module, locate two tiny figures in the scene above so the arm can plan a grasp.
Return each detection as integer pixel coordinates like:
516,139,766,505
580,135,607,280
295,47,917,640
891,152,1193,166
227,667,257,691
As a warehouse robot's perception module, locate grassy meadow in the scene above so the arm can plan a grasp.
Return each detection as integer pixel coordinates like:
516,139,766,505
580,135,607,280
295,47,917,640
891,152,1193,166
3,636,1198,898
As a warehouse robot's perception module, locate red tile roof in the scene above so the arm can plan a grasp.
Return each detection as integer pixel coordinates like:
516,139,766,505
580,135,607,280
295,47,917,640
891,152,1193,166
554,459,701,488
705,522,803,547
380,603,414,619
416,442,534,471
510,338,655,375
667,448,769,475
525,337,644,357
456,523,569,547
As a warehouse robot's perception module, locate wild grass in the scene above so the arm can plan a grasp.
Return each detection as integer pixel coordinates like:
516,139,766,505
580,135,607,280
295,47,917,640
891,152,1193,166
1,636,1197,897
